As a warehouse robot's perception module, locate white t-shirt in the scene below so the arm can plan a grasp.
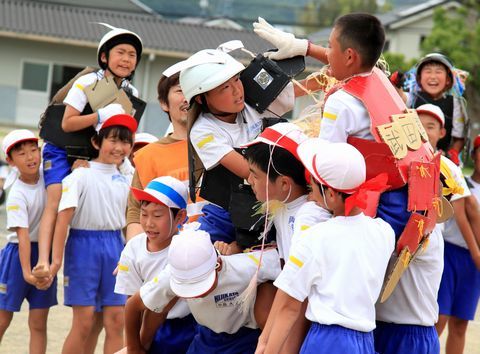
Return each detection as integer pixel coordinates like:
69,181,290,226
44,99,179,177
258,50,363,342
274,213,395,332
292,201,331,247
320,74,374,143
6,173,45,243
375,225,444,326
190,84,295,170
467,176,480,203
141,249,281,334
406,92,465,139
63,70,138,114
441,156,471,249
115,233,190,319
273,196,331,260
58,161,130,230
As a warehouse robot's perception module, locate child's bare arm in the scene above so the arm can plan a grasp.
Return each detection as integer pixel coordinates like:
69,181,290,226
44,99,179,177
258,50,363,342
453,198,480,270
220,150,250,179
139,297,179,350
125,293,148,353
16,228,35,286
262,289,303,354
50,207,75,275
62,105,98,132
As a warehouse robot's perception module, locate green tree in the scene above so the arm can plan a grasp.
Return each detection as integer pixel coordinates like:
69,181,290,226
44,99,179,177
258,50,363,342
382,52,417,73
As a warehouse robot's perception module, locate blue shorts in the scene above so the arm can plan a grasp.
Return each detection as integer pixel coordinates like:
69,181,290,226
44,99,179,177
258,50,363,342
148,314,197,354
376,186,411,238
197,204,235,244
43,143,71,187
374,321,440,354
0,242,57,312
438,241,480,320
300,323,375,354
186,325,260,354
64,229,126,309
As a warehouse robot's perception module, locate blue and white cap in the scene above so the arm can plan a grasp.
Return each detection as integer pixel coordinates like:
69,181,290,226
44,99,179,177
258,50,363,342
131,176,188,210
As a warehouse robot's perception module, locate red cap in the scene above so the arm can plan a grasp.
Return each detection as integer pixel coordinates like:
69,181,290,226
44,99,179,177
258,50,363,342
474,135,480,151
99,114,138,133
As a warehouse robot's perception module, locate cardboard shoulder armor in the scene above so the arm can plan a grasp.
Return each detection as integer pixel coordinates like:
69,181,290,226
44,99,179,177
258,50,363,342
344,67,435,190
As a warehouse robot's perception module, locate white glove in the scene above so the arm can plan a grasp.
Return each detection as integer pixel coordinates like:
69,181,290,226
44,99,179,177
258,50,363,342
97,103,125,124
253,17,309,60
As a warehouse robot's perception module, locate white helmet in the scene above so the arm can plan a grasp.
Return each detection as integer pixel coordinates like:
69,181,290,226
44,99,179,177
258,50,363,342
97,23,143,70
179,49,245,103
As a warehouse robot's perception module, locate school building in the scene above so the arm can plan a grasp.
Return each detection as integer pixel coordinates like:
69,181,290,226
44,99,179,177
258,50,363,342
0,0,320,136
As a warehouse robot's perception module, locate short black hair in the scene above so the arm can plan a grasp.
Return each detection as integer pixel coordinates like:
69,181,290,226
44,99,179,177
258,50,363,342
157,72,180,122
7,140,38,159
312,178,349,202
244,142,307,189
92,125,134,147
140,200,180,218
334,13,385,69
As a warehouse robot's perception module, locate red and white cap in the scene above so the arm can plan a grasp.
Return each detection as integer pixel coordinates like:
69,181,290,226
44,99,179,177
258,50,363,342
2,129,38,156
131,176,188,210
242,122,307,159
97,114,138,133
134,132,158,147
298,138,366,193
168,229,218,298
416,104,445,127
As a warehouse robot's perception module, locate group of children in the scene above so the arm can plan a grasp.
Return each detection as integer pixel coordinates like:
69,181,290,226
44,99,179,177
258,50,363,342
0,11,478,354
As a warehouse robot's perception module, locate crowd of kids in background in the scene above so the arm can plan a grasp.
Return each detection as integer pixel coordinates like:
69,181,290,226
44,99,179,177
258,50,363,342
0,11,479,354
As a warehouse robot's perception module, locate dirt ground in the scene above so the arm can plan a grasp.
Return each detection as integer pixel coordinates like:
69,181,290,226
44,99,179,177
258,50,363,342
0,209,479,353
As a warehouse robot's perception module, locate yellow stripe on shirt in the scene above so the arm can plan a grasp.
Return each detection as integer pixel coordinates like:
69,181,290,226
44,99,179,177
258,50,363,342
247,254,260,266
197,134,214,149
7,205,19,211
118,264,129,272
288,255,304,268
322,112,337,121
75,83,84,91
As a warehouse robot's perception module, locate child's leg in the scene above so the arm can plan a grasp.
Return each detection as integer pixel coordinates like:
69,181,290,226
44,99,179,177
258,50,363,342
446,316,469,354
0,310,13,341
34,183,62,276
62,305,96,354
28,308,49,354
435,314,449,336
84,312,103,354
102,306,124,354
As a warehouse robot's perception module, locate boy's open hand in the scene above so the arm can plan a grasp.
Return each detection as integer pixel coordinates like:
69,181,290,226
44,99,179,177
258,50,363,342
253,17,308,60
214,241,243,255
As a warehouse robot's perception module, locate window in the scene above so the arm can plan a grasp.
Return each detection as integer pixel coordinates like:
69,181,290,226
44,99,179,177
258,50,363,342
50,65,84,101
21,62,49,91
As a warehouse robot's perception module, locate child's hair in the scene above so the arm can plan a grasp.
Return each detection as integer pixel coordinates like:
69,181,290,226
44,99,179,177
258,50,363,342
92,126,134,147
312,178,349,202
245,143,307,189
7,140,38,159
140,200,180,218
157,72,180,115
334,13,385,69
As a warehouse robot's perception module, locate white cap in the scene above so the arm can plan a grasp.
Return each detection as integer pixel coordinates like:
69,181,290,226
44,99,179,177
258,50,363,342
298,138,366,193
416,104,445,127
168,229,218,298
134,132,158,146
131,176,188,210
242,122,307,160
2,129,38,156
179,49,245,103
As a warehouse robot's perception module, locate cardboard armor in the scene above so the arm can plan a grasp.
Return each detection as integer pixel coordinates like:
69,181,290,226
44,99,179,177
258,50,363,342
337,68,444,301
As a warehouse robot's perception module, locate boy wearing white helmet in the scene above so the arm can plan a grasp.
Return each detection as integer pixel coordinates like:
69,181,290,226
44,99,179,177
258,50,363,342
180,45,314,251
0,130,57,354
258,139,395,354
415,104,480,354
34,24,143,279
408,53,466,165
125,228,281,354
115,176,196,353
